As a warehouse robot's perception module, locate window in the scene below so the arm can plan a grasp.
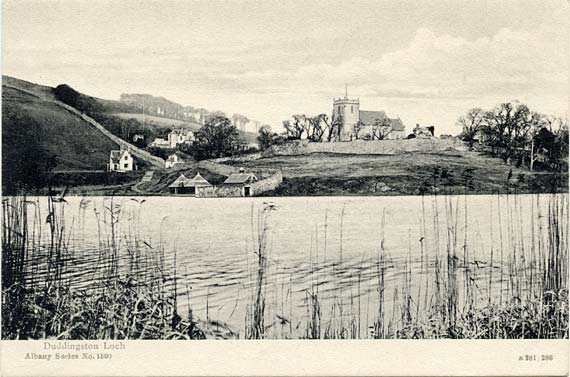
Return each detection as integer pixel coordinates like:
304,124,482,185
351,105,353,113
124,163,128,168
124,155,128,160
338,106,341,112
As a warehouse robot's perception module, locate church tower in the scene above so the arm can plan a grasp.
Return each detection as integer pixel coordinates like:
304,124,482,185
332,83,359,141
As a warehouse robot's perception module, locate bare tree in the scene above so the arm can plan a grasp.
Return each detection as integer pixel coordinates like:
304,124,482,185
307,114,329,142
353,121,366,140
283,115,307,139
329,114,343,142
457,107,485,150
371,118,392,140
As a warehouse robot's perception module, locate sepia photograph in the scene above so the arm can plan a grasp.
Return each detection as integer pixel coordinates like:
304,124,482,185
1,0,568,375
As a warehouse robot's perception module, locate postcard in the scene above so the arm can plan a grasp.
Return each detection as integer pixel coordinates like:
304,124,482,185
1,0,568,376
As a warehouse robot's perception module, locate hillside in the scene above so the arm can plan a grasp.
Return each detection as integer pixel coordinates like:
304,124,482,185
235,151,568,196
119,93,265,135
114,112,259,145
2,85,119,170
2,83,122,192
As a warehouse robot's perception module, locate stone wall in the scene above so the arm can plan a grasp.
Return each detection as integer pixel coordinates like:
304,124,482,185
196,160,239,177
56,101,166,169
4,83,167,169
196,185,243,198
250,170,283,195
196,156,283,196
263,138,465,157
210,153,262,163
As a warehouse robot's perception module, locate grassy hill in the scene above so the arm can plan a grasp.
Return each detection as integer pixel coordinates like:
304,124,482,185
235,151,568,196
2,82,123,192
2,85,119,170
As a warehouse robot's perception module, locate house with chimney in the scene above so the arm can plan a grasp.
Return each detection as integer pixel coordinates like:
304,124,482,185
150,129,195,148
108,148,134,172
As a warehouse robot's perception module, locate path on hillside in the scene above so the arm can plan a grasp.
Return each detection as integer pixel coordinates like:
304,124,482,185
4,84,166,170
132,170,155,193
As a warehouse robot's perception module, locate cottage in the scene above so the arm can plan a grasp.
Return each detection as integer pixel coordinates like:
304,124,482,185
108,148,134,172
169,173,211,195
223,168,258,197
151,129,195,148
149,137,170,148
165,154,184,169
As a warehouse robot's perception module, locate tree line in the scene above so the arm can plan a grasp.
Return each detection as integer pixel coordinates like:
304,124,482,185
458,102,568,172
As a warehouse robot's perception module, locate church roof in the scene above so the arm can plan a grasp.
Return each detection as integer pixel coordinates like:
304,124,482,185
389,118,405,131
359,110,388,125
358,110,405,131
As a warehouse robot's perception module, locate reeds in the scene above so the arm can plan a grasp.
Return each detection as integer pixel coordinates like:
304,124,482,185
273,192,567,340
1,195,206,340
2,192,567,340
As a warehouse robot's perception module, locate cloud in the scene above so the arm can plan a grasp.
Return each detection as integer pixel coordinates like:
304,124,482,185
219,26,567,102
5,24,566,135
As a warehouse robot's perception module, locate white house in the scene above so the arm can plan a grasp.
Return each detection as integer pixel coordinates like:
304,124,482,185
108,148,134,172
165,154,184,169
150,129,195,148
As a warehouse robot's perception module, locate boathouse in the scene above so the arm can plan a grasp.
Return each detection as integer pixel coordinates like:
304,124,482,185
169,173,212,196
223,168,258,197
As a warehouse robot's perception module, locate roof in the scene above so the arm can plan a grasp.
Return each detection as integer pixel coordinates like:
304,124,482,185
223,172,258,185
389,118,405,131
169,173,212,188
168,174,187,188
359,110,388,125
110,150,130,164
186,173,211,187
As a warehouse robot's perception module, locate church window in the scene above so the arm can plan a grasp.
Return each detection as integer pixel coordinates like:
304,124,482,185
351,105,353,113
338,106,341,113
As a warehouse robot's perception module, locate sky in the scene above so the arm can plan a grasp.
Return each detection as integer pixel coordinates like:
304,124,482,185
3,0,569,135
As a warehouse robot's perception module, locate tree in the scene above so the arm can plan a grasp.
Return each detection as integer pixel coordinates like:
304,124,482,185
529,127,555,171
283,114,308,139
257,125,285,150
307,114,330,142
191,116,240,159
371,118,392,140
482,102,534,161
457,108,486,150
329,114,343,141
53,84,104,115
353,121,366,140
232,113,249,132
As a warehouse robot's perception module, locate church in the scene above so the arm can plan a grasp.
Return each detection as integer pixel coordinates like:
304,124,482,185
332,89,405,141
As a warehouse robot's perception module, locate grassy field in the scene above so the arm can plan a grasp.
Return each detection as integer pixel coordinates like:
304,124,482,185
238,151,568,196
